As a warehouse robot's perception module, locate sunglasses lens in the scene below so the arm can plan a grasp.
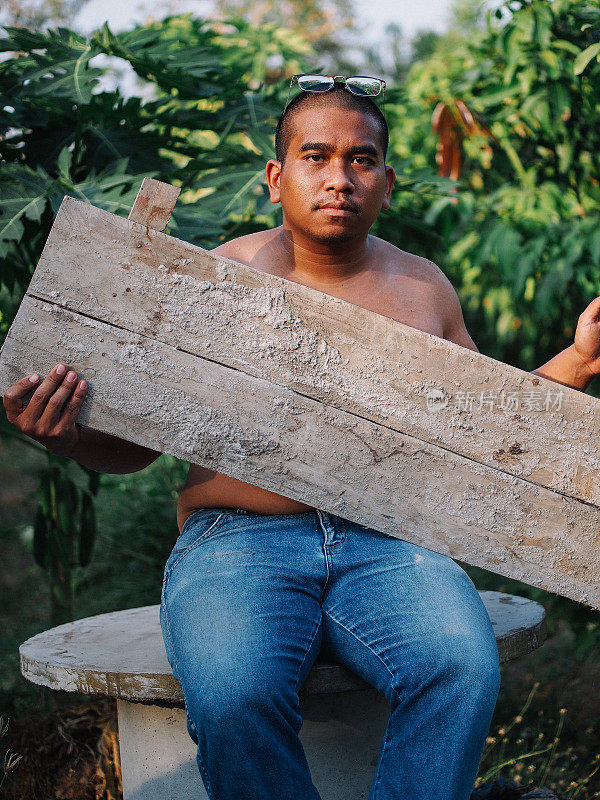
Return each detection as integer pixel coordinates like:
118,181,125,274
297,74,334,92
345,77,382,96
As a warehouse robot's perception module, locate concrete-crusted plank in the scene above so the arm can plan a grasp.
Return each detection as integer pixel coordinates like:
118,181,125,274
2,296,600,607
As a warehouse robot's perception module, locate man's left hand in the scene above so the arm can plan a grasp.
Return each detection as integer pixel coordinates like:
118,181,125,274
573,296,600,378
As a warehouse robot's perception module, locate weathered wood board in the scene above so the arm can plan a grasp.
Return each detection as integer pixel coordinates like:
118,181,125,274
1,180,600,607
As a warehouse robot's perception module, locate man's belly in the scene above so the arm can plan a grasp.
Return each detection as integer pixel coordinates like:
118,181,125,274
176,464,314,530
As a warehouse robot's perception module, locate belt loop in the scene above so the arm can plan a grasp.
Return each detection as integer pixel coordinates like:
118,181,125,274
316,509,333,536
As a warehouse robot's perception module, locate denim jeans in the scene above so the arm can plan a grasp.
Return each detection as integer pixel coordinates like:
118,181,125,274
160,507,501,800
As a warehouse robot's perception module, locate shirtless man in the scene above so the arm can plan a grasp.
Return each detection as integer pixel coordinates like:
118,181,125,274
5,82,600,800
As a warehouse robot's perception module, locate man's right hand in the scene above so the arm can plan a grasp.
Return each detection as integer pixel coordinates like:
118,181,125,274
3,363,88,456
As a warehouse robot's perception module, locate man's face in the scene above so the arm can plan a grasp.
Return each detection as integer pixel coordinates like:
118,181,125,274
266,104,395,248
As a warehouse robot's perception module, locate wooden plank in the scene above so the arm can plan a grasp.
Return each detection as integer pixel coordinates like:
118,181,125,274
20,195,600,509
127,178,180,231
2,295,600,608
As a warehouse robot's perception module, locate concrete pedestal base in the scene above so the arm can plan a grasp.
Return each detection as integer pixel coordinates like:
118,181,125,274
118,687,389,800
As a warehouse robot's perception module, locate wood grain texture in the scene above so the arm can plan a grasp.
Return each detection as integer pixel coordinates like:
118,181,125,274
1,190,600,606
127,178,180,231
21,196,600,510
2,295,600,606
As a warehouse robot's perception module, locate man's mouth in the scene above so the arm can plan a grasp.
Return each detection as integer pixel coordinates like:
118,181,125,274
315,202,359,216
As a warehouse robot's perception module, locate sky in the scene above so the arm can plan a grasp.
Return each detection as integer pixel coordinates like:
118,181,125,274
74,0,454,44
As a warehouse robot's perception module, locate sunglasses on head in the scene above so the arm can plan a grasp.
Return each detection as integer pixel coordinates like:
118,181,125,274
285,74,386,112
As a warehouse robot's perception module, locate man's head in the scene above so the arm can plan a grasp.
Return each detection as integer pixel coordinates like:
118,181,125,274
266,84,395,248
275,85,389,164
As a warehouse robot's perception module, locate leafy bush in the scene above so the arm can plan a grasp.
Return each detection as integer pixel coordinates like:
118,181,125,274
401,0,600,369
0,17,314,330
3,3,600,648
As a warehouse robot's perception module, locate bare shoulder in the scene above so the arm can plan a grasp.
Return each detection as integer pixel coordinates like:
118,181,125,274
371,236,478,351
211,229,279,266
372,236,449,285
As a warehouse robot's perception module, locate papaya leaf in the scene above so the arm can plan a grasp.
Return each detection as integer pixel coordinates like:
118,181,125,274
0,165,52,259
1,26,103,104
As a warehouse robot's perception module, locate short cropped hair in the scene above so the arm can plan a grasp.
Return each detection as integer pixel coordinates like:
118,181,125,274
275,85,388,163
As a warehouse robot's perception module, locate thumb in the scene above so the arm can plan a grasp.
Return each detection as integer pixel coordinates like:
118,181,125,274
578,296,600,326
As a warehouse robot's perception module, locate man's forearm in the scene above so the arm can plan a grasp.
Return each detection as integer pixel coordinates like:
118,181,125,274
531,344,595,391
55,426,161,474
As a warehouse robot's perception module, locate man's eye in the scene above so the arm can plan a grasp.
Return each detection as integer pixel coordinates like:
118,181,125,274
353,156,374,165
306,153,325,162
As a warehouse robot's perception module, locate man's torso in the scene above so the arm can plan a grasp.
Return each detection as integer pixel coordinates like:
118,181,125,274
176,227,458,529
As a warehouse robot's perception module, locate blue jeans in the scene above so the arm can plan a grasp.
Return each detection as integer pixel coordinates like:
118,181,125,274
160,508,501,800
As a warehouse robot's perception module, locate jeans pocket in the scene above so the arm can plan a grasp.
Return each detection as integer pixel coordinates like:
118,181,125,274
163,510,229,579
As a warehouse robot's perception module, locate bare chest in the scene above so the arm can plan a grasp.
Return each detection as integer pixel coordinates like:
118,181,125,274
311,273,446,339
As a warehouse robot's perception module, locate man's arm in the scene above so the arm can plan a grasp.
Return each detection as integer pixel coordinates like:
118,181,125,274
63,425,161,474
3,364,161,473
530,297,600,391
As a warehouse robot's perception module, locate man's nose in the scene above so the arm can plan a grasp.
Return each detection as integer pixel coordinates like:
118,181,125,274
324,160,354,193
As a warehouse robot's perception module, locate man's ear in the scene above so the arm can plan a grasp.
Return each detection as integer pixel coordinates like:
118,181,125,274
266,159,282,204
381,165,396,210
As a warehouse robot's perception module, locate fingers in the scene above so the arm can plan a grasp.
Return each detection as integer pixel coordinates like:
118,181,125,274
38,369,82,428
60,379,88,426
25,363,72,421
2,373,41,419
3,363,89,446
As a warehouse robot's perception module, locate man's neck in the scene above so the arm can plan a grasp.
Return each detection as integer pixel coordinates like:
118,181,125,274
276,227,371,286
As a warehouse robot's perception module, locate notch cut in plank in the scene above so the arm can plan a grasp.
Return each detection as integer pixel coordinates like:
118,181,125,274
127,178,180,231
20,194,600,509
2,295,600,609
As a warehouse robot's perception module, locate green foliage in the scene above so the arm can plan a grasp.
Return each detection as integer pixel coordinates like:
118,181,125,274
3,3,600,641
76,455,188,614
31,456,100,625
0,17,317,625
401,0,600,370
0,16,314,331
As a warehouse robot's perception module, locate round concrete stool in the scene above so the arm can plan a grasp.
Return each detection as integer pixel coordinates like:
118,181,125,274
20,591,546,800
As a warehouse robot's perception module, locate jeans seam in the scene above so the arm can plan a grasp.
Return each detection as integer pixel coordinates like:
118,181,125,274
322,609,403,704
196,747,215,800
160,588,181,682
370,708,394,800
293,616,323,694
320,548,331,603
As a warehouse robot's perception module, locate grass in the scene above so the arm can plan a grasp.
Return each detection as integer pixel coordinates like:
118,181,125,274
463,569,600,798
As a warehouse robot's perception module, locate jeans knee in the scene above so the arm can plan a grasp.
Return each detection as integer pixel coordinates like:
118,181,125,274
184,669,301,736
400,624,500,704
439,632,501,705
